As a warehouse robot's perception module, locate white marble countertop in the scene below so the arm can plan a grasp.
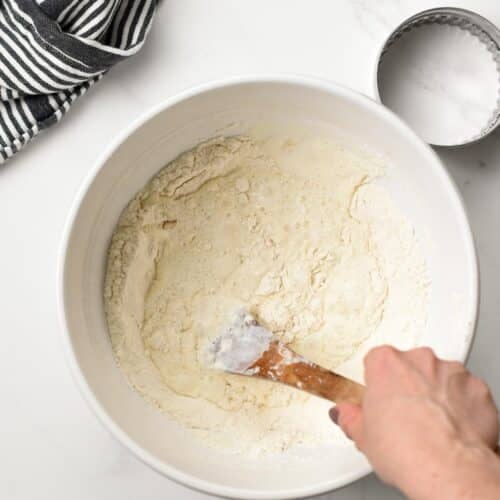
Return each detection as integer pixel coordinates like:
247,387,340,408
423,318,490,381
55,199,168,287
1,1,499,499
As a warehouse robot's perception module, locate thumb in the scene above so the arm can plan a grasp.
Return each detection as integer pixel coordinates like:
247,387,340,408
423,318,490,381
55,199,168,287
329,402,363,446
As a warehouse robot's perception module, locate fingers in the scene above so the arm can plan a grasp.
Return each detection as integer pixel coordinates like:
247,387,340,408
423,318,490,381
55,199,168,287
365,345,466,387
447,371,499,448
441,360,465,375
330,402,363,448
467,375,494,403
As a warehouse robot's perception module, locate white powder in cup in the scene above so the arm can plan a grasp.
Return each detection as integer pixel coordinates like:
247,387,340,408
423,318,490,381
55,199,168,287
378,23,499,146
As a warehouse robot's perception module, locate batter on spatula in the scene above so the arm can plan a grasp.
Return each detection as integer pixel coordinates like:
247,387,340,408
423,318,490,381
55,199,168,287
210,309,365,403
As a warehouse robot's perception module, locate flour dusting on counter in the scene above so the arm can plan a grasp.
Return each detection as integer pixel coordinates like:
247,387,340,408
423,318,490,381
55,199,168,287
104,131,429,455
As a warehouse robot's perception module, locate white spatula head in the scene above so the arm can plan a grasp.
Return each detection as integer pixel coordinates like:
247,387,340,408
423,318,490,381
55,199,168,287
209,310,272,375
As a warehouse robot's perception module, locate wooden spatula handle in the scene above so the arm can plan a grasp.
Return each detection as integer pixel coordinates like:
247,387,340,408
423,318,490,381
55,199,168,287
251,341,364,404
279,358,364,404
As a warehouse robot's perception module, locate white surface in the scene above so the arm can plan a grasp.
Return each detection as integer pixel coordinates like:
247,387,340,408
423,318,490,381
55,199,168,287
58,76,477,499
0,1,499,499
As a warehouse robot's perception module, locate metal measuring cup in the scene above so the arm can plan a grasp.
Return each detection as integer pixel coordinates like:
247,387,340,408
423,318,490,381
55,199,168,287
375,7,500,147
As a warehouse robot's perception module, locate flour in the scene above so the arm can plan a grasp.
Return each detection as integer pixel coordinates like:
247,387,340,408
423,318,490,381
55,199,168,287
104,133,429,455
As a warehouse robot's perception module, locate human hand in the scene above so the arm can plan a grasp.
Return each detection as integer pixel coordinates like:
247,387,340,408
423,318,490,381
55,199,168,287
331,346,500,500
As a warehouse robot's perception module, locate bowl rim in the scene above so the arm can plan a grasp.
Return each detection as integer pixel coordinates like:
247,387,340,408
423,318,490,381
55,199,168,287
57,74,479,500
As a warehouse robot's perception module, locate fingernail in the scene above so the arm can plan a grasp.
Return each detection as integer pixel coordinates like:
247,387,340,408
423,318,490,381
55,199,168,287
329,407,339,425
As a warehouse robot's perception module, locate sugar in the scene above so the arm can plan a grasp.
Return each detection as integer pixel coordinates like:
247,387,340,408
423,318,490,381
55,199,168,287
378,23,499,146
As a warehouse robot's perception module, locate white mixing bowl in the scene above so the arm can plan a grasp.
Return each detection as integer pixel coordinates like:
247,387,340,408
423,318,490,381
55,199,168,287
58,76,479,499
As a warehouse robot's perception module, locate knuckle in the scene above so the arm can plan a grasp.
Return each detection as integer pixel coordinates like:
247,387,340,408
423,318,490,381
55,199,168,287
446,361,465,372
365,345,398,367
410,347,439,376
376,344,398,358
470,376,491,397
414,346,436,361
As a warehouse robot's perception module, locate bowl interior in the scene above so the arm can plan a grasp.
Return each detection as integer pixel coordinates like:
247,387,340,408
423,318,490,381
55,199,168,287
60,79,477,499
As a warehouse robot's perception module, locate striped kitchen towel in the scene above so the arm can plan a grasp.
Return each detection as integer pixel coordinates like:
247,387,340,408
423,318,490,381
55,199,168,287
0,0,157,163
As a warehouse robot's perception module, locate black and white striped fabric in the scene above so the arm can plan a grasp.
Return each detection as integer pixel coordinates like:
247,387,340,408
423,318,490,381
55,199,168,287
0,0,157,163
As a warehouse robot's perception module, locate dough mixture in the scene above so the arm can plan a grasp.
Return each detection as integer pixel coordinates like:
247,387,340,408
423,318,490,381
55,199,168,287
104,132,429,455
